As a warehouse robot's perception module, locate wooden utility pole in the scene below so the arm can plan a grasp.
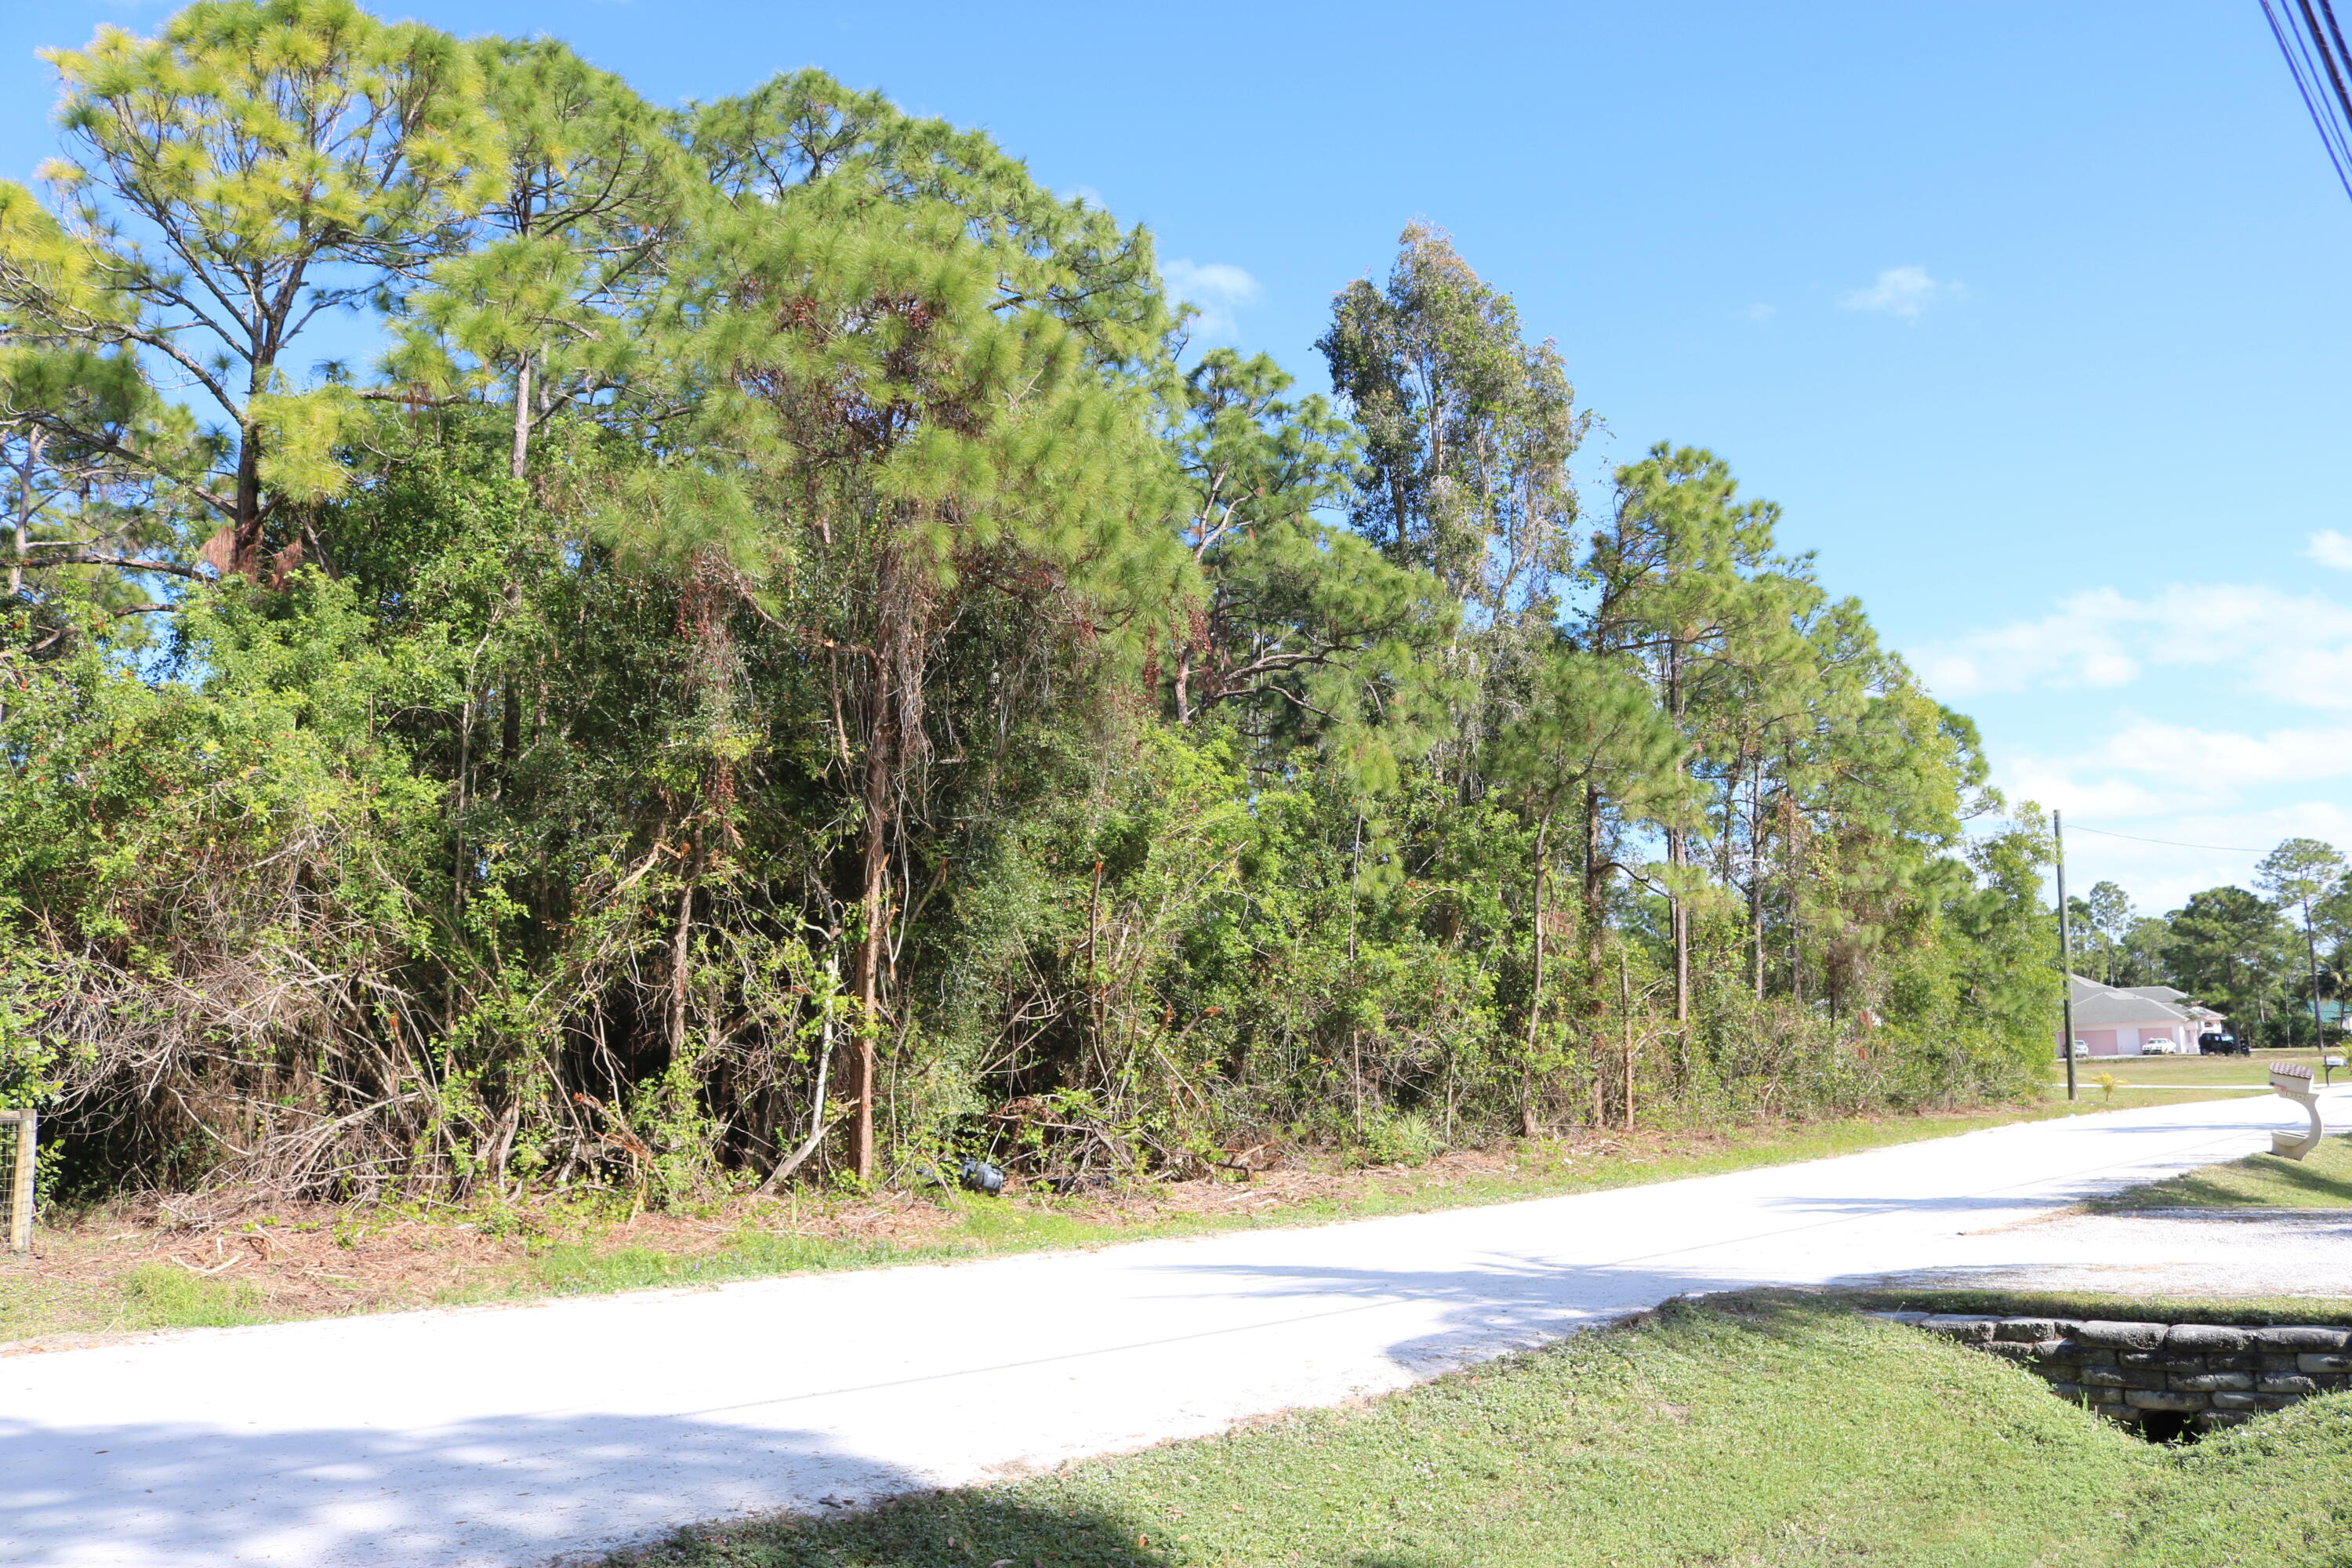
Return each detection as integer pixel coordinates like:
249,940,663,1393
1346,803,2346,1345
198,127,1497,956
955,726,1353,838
2304,906,2328,1065
2056,810,2077,1102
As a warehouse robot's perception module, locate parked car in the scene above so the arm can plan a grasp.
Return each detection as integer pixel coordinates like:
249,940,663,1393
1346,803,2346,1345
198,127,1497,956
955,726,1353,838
2198,1031,2248,1056
2142,1037,2180,1055
2071,1040,2091,1059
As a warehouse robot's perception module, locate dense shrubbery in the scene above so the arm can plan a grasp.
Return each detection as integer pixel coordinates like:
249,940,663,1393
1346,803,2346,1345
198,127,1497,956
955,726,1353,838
0,2,2057,1203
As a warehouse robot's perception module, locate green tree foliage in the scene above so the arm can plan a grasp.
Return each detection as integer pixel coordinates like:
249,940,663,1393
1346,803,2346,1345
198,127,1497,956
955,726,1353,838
2165,886,2292,1027
0,0,504,580
2070,880,2132,984
2083,838,2349,1047
2256,837,2345,1045
391,34,695,479
0,4,2062,1203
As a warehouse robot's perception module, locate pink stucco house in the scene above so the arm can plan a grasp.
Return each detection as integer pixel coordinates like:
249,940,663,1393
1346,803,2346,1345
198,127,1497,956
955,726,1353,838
2060,974,2227,1056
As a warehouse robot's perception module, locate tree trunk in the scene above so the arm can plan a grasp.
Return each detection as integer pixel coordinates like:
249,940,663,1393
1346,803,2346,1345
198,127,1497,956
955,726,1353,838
1671,882,1690,1024
1749,775,1766,999
670,840,697,1057
1581,781,1613,1115
1785,797,1803,1006
849,706,890,1184
452,689,472,913
510,356,534,481
1665,645,1690,1024
1520,808,1551,1138
9,430,38,597
230,416,264,578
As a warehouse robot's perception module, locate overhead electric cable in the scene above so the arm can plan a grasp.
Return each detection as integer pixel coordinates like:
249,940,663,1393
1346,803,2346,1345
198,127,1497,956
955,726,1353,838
2286,4,2352,180
2294,14,2352,163
2288,2,2352,169
2065,824,2263,854
2320,0,2352,90
2260,0,2352,202
2296,0,2352,129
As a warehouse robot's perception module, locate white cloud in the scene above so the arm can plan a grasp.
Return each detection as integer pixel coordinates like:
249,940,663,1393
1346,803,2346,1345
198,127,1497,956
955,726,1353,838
1911,589,2145,695
1741,302,1776,323
1990,718,2352,906
1838,265,1962,319
2003,793,2352,911
1162,259,1261,342
1915,583,2352,711
2014,721,2352,811
2308,529,2352,569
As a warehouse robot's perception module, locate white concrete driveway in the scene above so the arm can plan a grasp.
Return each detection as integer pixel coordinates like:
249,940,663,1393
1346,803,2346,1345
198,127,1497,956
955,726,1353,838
2,1091,2340,1568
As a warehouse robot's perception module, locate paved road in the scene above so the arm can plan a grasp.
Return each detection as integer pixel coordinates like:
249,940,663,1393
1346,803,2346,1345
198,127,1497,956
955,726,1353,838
2,1091,2339,1568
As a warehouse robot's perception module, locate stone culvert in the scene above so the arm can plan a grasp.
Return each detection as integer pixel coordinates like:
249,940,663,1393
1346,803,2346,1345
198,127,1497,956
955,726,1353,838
1872,1312,2352,1436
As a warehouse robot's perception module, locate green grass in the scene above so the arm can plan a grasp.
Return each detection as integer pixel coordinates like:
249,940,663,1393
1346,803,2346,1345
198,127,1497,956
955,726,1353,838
109,1265,272,1330
612,1296,2352,1568
2086,1131,2352,1212
2048,1048,2329,1093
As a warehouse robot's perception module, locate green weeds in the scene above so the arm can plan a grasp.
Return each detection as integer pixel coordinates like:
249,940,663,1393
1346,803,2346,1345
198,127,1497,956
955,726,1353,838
113,1265,270,1331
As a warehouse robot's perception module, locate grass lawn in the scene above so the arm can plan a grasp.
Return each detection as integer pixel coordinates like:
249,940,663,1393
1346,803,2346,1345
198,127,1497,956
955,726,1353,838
2086,1131,2352,1211
612,1296,2352,1568
0,1087,2274,1348
2049,1047,2338,1093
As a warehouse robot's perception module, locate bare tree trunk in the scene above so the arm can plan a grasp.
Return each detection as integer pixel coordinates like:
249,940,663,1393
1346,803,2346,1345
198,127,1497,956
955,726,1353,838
759,974,837,1194
1750,774,1766,998
1665,646,1690,1025
1788,813,1803,1007
9,430,38,597
1521,809,1550,1138
670,842,696,1057
510,357,534,481
1581,781,1615,1123
849,715,889,1183
1620,948,1637,1131
1671,878,1690,1024
452,690,472,913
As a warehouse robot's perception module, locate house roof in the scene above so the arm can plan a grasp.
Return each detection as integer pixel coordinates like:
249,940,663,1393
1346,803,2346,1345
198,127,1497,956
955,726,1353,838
2074,990,2192,1028
2064,974,2199,1028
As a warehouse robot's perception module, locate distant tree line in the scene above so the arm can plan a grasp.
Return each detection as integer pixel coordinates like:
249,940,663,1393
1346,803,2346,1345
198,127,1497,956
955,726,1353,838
0,1,2058,1203
2070,838,2351,1047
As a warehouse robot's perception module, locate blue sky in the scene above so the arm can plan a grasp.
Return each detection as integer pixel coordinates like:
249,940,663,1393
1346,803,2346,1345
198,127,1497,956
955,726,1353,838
7,0,2350,912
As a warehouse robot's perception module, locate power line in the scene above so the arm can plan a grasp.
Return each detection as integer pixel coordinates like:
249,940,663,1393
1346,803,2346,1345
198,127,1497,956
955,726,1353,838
2259,0,2352,204
2066,823,2264,854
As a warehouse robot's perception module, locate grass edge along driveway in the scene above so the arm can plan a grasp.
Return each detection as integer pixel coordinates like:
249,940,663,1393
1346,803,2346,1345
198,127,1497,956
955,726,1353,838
2086,1130,2352,1211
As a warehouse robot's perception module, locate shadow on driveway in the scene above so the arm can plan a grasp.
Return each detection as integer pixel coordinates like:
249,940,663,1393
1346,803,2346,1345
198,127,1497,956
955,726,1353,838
1,1410,931,1568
